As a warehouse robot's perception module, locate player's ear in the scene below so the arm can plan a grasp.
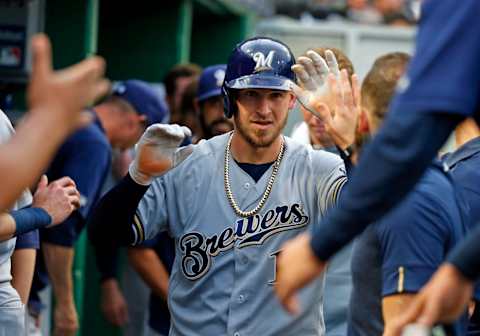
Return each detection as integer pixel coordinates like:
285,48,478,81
357,108,370,134
288,92,296,110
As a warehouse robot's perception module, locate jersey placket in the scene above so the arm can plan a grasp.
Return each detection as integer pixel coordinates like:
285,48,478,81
226,162,265,336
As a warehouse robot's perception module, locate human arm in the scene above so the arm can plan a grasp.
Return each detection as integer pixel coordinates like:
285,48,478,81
128,246,169,300
383,294,416,326
275,0,480,310
0,175,79,241
100,278,129,327
0,34,109,211
88,124,192,248
42,242,78,336
94,242,129,327
385,225,480,335
11,230,39,303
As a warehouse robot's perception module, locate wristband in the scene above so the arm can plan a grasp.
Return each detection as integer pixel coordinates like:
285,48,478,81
12,207,52,236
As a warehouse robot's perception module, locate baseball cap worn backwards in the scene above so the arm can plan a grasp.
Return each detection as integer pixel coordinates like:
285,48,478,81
112,80,168,126
197,64,226,102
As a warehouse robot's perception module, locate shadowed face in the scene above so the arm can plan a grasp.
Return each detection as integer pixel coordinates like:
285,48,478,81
300,105,334,148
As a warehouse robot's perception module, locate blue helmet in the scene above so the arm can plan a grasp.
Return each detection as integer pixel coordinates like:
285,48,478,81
222,37,296,118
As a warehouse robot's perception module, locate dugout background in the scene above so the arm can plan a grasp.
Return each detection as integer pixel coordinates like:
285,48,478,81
0,0,254,335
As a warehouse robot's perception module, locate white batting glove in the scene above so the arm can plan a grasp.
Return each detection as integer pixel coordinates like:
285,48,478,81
291,50,361,150
290,49,340,121
129,124,193,185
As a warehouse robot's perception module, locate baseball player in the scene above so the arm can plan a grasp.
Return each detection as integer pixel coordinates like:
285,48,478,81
273,1,480,333
195,64,233,139
89,37,346,336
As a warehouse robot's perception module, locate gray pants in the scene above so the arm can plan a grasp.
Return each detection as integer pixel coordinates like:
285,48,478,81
0,283,25,336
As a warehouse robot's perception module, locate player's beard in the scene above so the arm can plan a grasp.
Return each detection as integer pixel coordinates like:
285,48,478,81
234,111,288,148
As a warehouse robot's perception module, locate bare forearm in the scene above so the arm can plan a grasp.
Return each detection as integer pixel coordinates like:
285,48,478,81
42,242,75,305
11,249,36,303
128,248,169,300
382,294,415,326
0,112,70,211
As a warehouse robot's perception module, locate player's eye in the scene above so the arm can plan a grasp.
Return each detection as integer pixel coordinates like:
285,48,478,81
270,92,285,99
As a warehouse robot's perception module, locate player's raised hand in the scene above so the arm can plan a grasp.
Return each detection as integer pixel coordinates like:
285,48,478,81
274,233,326,315
28,33,110,134
129,124,193,185
323,70,361,150
291,50,360,150
290,49,339,119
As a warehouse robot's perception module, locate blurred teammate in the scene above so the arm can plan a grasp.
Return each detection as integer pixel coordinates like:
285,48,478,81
290,47,355,336
195,64,233,140
28,80,166,336
274,2,480,332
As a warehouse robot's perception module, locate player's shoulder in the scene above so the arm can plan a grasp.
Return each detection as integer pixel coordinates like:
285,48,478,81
377,164,456,236
284,136,344,173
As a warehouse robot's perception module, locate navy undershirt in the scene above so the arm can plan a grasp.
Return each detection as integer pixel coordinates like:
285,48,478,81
236,160,274,183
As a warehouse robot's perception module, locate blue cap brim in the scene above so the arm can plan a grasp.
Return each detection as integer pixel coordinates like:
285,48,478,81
226,74,292,91
197,88,222,102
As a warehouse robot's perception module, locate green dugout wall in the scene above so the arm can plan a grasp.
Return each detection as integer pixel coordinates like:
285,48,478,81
40,0,253,335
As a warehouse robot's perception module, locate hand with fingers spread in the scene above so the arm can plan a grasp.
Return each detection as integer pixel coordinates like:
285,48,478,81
31,175,81,226
291,50,361,150
291,49,339,118
129,124,193,185
28,33,110,134
384,264,473,336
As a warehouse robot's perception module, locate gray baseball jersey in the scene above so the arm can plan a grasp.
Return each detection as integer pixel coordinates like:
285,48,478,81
133,133,346,336
0,110,32,336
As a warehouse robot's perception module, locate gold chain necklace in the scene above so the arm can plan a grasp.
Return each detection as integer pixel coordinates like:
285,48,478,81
224,132,285,218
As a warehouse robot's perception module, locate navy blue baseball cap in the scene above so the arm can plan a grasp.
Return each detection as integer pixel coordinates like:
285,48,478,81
112,80,169,126
197,64,226,102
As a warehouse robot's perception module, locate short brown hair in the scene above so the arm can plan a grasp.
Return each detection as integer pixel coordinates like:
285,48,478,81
303,47,355,80
361,52,411,126
164,63,202,98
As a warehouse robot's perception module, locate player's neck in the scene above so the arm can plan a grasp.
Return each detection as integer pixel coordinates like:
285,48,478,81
230,132,282,164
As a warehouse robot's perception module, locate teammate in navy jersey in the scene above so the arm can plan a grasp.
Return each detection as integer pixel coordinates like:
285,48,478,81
274,1,480,334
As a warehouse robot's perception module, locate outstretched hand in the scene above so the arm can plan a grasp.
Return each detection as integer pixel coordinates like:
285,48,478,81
129,124,193,185
28,33,110,134
274,233,327,315
290,50,361,149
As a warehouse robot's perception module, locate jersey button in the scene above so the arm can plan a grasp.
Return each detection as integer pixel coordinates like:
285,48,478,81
244,182,250,189
234,333,240,336
238,294,245,303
